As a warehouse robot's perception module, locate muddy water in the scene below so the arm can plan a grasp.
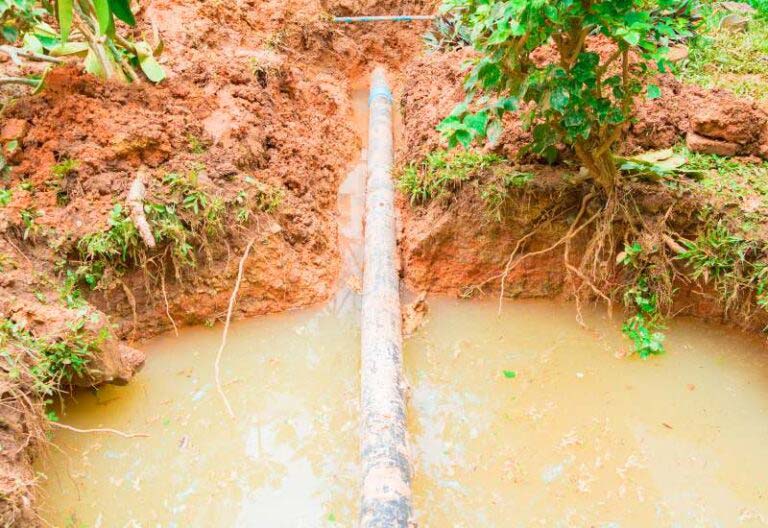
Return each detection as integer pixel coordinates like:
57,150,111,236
38,310,361,527
39,297,768,527
407,299,768,528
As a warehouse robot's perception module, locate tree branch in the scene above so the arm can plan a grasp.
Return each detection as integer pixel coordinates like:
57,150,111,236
0,46,63,65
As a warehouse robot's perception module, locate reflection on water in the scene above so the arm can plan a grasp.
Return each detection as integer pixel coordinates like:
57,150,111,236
38,309,360,527
407,299,768,528
38,298,768,527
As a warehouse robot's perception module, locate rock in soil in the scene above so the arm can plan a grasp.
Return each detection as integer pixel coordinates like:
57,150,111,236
686,132,740,156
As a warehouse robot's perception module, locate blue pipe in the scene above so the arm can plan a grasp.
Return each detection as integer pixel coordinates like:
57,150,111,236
332,15,435,23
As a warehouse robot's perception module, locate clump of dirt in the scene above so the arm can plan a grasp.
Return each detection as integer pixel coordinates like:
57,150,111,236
0,237,144,526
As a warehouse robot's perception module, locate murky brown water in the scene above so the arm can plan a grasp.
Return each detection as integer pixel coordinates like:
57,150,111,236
407,299,768,528
38,298,768,527
38,309,360,527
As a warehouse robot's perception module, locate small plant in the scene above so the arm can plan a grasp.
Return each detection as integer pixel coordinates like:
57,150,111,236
678,223,752,282
2,0,165,87
51,158,78,179
481,170,533,220
59,269,87,308
424,13,471,52
0,314,107,395
254,183,284,213
617,241,667,357
0,187,11,206
186,134,207,154
48,158,78,205
77,203,140,280
19,207,40,239
398,149,504,204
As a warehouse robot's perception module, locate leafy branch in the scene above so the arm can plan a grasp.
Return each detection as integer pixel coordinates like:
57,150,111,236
1,0,164,87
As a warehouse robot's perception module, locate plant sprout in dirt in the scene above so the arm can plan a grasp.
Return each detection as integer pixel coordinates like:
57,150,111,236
0,0,164,87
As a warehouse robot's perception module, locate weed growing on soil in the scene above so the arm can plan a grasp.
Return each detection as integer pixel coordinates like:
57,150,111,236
186,134,207,155
682,149,768,218
481,171,534,221
0,187,11,206
0,314,107,395
677,222,768,313
19,207,40,240
48,158,77,205
68,168,283,290
618,241,667,356
398,149,504,204
622,278,666,357
680,12,768,100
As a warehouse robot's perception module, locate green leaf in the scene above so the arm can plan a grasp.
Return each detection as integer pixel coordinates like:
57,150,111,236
503,370,517,379
49,41,89,56
454,129,472,148
93,0,112,35
108,0,136,26
135,41,166,83
22,33,43,55
646,84,662,100
57,0,74,42
622,31,640,46
463,111,488,137
2,25,18,43
550,86,569,112
84,49,105,77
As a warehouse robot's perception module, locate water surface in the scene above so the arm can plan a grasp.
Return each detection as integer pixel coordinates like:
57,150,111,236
38,298,768,527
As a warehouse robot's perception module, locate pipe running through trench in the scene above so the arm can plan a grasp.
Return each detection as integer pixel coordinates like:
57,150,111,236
359,67,413,528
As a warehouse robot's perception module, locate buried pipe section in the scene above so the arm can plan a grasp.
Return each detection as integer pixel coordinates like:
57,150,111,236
359,67,413,527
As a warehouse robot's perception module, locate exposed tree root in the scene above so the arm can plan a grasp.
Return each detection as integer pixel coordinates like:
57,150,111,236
490,192,601,315
127,170,156,249
118,279,138,341
49,422,148,439
215,235,258,419
160,271,178,337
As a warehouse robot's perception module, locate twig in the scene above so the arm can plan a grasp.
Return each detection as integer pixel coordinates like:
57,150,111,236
0,76,39,87
0,45,63,64
215,236,258,418
50,421,148,438
2,236,32,264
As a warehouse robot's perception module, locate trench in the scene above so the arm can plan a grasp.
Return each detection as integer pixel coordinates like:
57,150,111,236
36,74,768,527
